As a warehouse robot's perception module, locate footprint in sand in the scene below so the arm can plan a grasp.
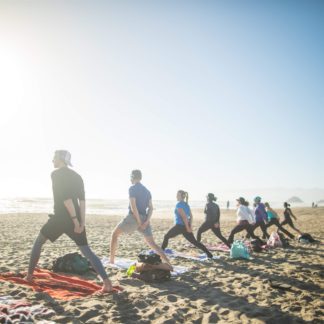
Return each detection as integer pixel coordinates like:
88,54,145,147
167,295,177,302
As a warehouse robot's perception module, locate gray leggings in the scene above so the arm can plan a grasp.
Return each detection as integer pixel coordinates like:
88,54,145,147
28,233,108,280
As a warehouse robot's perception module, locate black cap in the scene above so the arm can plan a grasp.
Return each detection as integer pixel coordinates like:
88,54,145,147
236,197,246,205
207,193,217,201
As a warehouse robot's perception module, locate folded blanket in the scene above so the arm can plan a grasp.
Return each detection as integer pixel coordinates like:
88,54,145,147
101,257,189,276
0,269,122,301
0,295,55,323
205,243,230,252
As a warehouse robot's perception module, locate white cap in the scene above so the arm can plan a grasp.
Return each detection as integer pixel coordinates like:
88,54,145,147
55,150,73,167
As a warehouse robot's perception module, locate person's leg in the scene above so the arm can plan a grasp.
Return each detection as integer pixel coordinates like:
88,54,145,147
245,224,263,244
26,233,47,281
211,227,230,247
228,224,245,245
259,221,270,239
161,225,183,250
287,219,303,235
280,219,288,227
265,219,274,228
79,245,113,292
273,219,295,239
144,235,172,265
182,232,213,258
196,221,212,243
246,223,257,239
109,227,124,264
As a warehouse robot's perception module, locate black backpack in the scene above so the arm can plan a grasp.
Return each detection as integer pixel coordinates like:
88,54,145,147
250,239,263,252
137,252,162,265
136,269,171,283
298,233,317,243
52,252,90,275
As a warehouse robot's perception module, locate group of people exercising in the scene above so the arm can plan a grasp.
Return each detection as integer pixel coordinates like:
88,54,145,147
25,150,303,293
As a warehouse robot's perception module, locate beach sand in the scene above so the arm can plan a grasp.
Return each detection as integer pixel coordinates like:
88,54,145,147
0,207,323,323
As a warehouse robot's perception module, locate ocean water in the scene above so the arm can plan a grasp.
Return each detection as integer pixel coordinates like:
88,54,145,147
0,197,311,215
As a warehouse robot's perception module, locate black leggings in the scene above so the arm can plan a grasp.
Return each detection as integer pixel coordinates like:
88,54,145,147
197,221,230,247
266,218,295,239
280,218,301,233
162,225,213,258
246,220,269,239
228,221,262,245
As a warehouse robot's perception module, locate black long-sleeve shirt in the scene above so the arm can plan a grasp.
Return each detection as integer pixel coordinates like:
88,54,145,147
204,202,220,223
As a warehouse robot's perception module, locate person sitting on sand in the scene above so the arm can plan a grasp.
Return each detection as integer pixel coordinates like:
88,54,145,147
264,202,295,239
246,196,270,240
228,197,263,245
25,150,113,293
280,202,303,235
196,193,230,247
161,190,213,258
109,170,171,266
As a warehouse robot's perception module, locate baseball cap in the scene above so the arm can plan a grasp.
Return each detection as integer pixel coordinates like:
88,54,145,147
254,196,262,203
236,197,246,205
54,150,73,167
207,193,217,201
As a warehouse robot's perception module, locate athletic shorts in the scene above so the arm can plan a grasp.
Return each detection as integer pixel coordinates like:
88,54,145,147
40,215,88,246
117,213,152,237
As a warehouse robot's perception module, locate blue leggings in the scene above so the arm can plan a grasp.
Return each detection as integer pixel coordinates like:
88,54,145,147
28,233,108,280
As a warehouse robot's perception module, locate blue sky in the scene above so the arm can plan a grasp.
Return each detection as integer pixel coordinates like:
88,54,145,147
0,0,323,201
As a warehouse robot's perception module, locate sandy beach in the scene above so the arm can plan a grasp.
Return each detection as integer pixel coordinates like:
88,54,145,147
0,207,323,323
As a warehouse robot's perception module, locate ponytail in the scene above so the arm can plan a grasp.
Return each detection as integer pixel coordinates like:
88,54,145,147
178,190,189,203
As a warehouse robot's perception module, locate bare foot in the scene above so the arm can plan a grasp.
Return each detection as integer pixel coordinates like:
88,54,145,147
24,274,33,282
94,281,114,295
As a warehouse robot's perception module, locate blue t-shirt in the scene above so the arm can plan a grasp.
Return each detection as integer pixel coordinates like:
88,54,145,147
175,201,191,225
128,183,152,216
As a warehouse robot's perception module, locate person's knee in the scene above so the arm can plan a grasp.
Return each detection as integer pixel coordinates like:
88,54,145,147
36,233,47,246
111,227,122,239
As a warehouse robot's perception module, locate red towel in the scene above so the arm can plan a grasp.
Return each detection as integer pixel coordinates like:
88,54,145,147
0,269,122,301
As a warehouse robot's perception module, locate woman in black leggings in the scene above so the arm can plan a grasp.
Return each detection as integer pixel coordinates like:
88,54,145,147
161,190,213,258
264,202,295,239
228,197,263,245
280,202,303,235
196,193,230,247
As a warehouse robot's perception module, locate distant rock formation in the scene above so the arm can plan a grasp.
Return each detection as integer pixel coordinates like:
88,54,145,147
317,199,324,204
287,196,303,203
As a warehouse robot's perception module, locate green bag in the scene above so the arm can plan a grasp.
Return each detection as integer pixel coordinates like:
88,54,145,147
230,240,250,259
53,252,90,274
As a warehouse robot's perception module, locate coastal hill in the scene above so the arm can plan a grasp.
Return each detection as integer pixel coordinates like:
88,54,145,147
287,196,303,203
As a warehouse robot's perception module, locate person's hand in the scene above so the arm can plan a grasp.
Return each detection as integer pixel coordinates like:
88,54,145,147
186,226,192,233
79,223,85,233
139,221,150,231
214,223,220,229
73,221,83,234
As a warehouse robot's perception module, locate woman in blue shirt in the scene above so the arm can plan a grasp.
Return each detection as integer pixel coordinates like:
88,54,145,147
161,190,213,258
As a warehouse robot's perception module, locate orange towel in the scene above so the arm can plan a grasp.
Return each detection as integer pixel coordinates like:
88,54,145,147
0,268,122,301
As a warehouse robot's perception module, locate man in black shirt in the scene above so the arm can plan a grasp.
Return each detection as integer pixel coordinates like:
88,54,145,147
25,150,113,293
